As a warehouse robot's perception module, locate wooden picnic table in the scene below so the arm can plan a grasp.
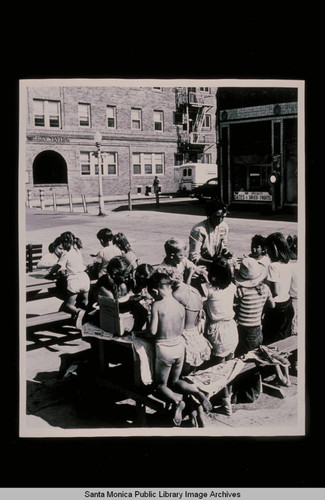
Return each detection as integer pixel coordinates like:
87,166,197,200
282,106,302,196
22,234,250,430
26,270,57,294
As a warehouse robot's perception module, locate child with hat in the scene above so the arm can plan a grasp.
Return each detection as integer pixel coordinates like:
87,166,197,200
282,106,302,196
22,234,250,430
234,257,275,357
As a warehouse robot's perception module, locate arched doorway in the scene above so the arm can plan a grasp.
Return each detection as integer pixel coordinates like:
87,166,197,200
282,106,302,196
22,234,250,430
33,150,68,185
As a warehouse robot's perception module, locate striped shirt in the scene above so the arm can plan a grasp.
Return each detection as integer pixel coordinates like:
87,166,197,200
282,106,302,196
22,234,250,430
236,283,273,327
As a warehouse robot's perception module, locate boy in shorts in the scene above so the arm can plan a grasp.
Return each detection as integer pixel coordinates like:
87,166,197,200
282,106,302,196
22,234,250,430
147,270,212,426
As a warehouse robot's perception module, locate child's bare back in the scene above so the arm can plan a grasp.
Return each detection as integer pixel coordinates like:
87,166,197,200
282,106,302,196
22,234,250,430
153,295,185,340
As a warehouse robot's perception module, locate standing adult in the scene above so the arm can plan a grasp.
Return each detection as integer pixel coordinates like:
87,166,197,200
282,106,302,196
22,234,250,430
189,201,229,270
153,176,160,208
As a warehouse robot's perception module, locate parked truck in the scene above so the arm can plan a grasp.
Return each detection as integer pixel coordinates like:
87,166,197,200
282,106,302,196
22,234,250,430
175,163,218,193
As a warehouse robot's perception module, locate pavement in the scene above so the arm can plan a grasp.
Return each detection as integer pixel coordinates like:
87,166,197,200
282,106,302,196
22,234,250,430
21,196,302,437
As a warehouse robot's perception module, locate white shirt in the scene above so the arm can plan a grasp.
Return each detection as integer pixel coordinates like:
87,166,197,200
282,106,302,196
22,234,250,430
58,247,86,275
267,261,292,303
95,244,122,277
204,282,236,321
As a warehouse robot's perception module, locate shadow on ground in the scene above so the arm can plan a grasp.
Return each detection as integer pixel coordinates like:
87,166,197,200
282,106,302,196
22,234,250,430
112,200,298,222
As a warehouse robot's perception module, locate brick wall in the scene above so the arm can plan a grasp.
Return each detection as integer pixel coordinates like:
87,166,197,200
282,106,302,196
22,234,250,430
24,85,217,198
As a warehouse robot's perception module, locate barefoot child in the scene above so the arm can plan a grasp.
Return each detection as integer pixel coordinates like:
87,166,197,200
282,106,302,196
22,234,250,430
147,270,212,426
48,231,90,328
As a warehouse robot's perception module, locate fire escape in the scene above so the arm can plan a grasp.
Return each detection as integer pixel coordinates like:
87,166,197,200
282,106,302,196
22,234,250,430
175,88,215,162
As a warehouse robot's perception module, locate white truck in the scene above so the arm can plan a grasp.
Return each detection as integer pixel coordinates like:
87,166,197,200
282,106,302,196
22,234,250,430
175,163,218,193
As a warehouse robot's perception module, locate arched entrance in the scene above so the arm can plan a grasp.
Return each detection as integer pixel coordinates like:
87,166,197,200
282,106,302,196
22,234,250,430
33,150,68,185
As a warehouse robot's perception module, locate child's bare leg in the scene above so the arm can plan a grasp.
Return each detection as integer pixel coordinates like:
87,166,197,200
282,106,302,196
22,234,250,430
196,405,206,427
155,362,183,406
171,379,212,413
79,291,89,310
61,294,79,315
190,409,198,427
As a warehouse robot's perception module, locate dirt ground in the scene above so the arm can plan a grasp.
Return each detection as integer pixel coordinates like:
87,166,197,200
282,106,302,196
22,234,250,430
22,200,303,437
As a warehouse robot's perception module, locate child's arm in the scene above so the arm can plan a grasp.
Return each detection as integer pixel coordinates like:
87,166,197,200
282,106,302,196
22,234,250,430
45,263,62,279
265,286,276,309
147,302,159,338
185,258,208,282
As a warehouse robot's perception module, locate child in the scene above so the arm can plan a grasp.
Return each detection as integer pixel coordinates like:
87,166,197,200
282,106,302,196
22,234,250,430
147,270,212,426
48,231,90,328
160,237,208,285
131,263,155,332
85,255,134,326
37,237,62,269
92,228,122,278
249,234,271,269
113,232,138,270
203,257,238,415
92,255,133,302
234,257,275,356
262,232,294,345
171,276,211,376
287,235,298,336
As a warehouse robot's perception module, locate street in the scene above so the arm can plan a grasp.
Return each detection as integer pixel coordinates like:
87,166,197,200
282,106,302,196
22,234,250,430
25,197,298,269
21,197,302,437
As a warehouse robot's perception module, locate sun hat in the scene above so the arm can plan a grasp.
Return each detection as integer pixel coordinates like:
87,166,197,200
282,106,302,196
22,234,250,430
235,257,267,288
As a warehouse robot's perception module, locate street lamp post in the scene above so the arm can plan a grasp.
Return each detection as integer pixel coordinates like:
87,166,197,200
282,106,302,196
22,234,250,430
94,131,105,216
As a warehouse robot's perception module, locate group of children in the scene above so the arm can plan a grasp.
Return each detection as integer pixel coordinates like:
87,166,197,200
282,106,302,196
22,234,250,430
37,225,298,427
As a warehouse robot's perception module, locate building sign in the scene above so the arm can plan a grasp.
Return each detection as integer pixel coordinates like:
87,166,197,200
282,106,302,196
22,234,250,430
27,135,70,143
233,191,272,201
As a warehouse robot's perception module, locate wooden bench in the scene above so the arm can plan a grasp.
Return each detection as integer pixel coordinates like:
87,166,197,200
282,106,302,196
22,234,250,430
26,311,73,329
26,244,43,272
81,298,299,427
184,335,298,401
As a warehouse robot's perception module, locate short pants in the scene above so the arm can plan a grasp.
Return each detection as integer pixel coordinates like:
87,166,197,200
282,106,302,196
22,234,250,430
155,335,185,371
66,272,90,295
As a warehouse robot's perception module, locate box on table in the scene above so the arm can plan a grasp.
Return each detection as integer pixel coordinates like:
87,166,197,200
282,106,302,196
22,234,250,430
98,295,134,336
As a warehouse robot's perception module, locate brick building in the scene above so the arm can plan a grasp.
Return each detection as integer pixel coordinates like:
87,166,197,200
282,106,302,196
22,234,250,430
23,84,218,201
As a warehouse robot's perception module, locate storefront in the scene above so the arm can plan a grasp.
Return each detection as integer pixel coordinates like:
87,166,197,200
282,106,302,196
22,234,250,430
218,95,298,211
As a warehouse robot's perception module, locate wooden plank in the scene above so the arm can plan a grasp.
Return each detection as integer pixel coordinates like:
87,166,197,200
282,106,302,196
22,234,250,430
262,381,286,399
26,311,72,328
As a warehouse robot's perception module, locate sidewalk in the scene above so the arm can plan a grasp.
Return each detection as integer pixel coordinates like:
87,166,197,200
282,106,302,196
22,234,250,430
26,192,179,211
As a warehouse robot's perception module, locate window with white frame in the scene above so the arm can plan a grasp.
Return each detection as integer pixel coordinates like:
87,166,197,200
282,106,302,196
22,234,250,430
78,103,91,127
105,152,117,175
106,106,116,128
154,110,164,131
132,153,164,175
131,108,142,130
202,114,212,128
80,151,118,176
33,99,61,128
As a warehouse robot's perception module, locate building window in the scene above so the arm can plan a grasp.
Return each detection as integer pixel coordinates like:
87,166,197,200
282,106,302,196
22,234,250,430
174,153,184,165
131,108,142,130
107,106,116,128
199,87,211,93
154,110,164,131
202,114,211,128
80,151,118,176
153,87,163,91
173,112,183,125
132,153,164,175
80,152,91,175
33,99,61,128
105,152,117,175
78,103,91,127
